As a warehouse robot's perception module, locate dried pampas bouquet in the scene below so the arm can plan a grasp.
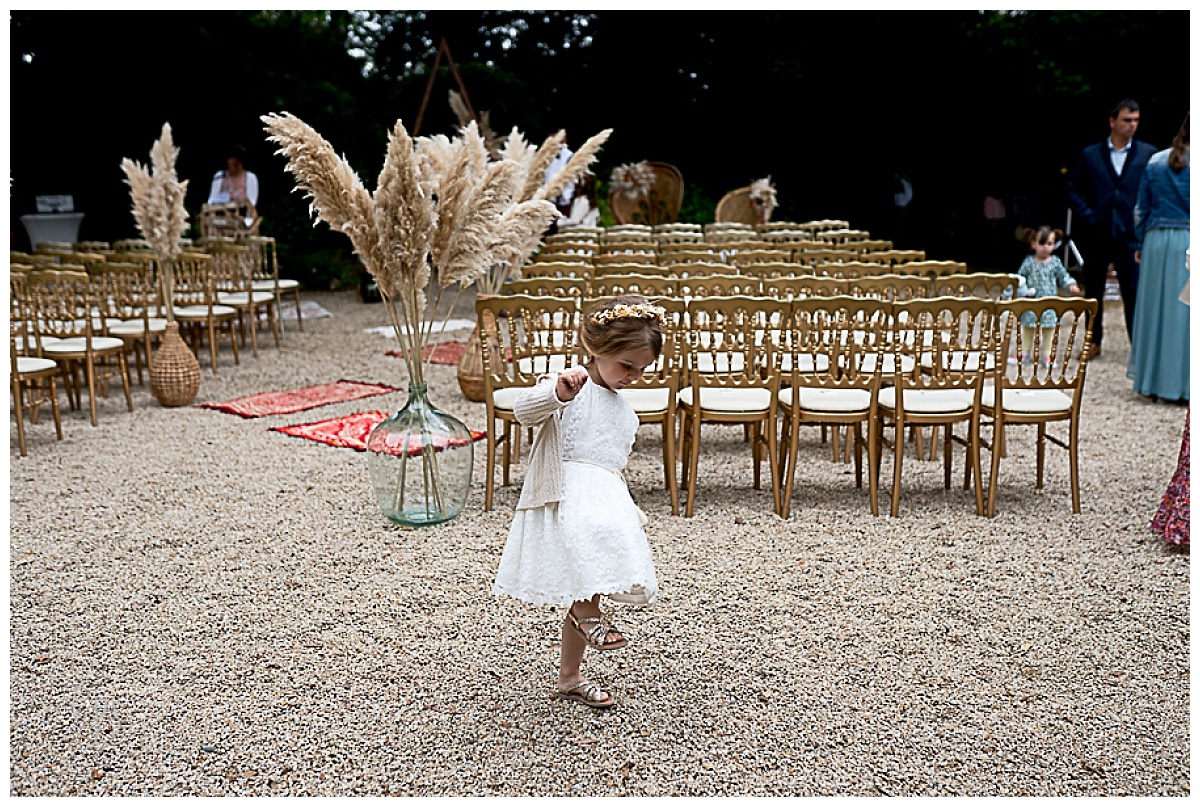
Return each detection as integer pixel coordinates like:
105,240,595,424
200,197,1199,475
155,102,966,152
120,122,189,321
609,160,656,200
748,176,778,223
263,112,609,384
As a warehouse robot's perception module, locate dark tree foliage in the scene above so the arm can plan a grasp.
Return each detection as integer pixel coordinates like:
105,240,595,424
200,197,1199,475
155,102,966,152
9,10,1189,286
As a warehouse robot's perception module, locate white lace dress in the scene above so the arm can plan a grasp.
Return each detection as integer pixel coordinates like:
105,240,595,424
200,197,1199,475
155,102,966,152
493,380,659,607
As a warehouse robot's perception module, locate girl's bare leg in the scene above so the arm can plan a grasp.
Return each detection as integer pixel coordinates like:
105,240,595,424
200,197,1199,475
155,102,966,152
557,594,621,694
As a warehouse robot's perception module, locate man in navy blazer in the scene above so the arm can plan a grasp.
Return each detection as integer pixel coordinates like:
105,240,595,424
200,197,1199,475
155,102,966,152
1066,99,1157,356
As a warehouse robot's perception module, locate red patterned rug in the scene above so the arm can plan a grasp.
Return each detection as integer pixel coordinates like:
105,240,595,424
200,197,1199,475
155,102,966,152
385,340,467,365
271,410,485,454
197,380,400,418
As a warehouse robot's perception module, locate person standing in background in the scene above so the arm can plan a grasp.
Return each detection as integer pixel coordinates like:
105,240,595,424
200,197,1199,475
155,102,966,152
1065,99,1157,358
207,145,259,207
1127,113,1190,403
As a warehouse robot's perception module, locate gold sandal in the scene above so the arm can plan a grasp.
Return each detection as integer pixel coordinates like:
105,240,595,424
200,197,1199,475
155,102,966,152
556,679,615,709
567,607,628,651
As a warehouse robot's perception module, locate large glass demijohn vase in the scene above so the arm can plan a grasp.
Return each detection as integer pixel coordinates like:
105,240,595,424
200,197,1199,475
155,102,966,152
366,381,474,526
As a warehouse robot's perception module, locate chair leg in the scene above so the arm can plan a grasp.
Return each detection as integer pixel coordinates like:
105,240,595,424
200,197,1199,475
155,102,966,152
685,411,702,518
890,417,904,517
118,352,133,412
781,415,800,519
1069,417,1081,514
662,414,679,517
986,419,1004,517
85,358,99,427
293,289,304,332
484,419,497,512
751,421,762,490
12,375,28,457
1036,423,1046,489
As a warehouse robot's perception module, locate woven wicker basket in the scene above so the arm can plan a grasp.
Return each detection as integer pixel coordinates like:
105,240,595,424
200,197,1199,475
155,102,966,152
149,322,201,407
456,322,486,402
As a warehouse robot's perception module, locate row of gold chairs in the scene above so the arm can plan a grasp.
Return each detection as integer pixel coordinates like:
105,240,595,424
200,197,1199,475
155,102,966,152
502,271,1018,302
549,219,857,247
474,293,1097,520
536,241,909,265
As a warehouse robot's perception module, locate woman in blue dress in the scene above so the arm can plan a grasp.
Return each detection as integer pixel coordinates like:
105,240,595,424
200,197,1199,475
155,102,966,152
1128,113,1190,402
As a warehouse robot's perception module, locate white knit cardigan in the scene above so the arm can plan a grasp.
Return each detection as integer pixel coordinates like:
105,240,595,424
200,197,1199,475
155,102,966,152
513,373,570,511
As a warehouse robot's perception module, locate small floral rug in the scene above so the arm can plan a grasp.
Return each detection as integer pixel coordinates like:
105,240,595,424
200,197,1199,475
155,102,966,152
197,380,400,418
385,340,467,365
271,410,485,454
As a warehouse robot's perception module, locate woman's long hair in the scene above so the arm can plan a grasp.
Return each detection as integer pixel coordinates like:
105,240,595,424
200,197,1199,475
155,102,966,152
1168,112,1189,171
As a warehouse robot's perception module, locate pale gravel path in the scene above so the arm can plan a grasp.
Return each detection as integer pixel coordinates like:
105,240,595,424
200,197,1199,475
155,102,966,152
9,290,1189,796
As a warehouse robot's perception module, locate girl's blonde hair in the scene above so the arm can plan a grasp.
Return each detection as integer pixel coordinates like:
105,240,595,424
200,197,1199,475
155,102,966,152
580,295,664,361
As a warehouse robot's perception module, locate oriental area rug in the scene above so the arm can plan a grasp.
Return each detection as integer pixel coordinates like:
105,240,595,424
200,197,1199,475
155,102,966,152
271,410,485,454
385,340,468,365
197,380,400,419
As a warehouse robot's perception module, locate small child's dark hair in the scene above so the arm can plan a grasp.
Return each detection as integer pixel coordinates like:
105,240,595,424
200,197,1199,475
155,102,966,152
580,295,664,361
1024,225,1063,249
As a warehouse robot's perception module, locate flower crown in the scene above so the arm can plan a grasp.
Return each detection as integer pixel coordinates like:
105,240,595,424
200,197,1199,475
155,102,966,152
590,302,667,326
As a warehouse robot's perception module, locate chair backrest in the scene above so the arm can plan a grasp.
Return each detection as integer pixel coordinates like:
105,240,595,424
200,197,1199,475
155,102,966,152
592,252,656,267
677,274,762,299
799,219,850,232
845,273,932,302
517,262,590,280
544,231,598,246
206,242,253,293
25,266,95,340
848,239,895,255
792,248,856,267
685,295,790,386
669,261,736,278
761,275,848,300
168,253,216,308
590,262,673,278
815,260,896,280
897,260,970,279
501,276,588,301
816,229,871,244
740,261,814,282
870,249,927,265
597,240,656,256
890,297,996,395
653,231,703,246
994,296,1097,394
87,261,158,323
588,273,680,299
540,240,598,257
727,249,792,268
789,295,894,390
112,238,153,252
931,272,1019,301
532,250,591,265
200,200,260,239
476,294,583,392
238,235,279,283
656,249,722,266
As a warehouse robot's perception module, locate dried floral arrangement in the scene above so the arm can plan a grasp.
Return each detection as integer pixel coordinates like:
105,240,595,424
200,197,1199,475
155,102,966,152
262,112,611,383
748,176,778,222
448,89,500,158
609,160,657,200
120,123,189,320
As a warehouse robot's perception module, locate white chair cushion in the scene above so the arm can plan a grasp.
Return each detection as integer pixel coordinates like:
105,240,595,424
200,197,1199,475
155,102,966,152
981,386,1073,414
14,336,62,351
678,386,772,413
490,387,523,411
859,353,916,374
107,318,169,336
43,336,127,354
878,387,974,414
276,278,299,290
17,356,57,373
218,291,276,305
174,304,237,319
779,386,872,413
618,387,672,413
779,353,830,373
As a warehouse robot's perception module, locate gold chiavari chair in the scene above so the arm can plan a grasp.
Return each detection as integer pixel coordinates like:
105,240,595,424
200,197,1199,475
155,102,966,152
739,262,815,283
25,266,134,426
587,273,680,299
501,276,588,301
518,262,591,280
591,260,669,276
593,252,657,267
476,294,584,511
980,297,1097,516
845,273,933,303
777,296,893,517
10,272,64,455
761,275,848,300
241,235,303,333
208,241,278,357
792,248,857,267
870,249,927,266
170,252,240,371
676,274,761,300
930,272,1019,301
848,239,895,255
86,260,166,386
678,295,789,517
656,247,722,266
727,249,792,269
874,297,996,517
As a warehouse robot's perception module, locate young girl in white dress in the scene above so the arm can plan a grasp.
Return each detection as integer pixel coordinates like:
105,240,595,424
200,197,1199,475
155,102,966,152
493,296,665,709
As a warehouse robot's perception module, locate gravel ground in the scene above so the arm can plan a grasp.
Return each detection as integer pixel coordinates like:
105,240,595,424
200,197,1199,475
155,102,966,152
9,289,1189,796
